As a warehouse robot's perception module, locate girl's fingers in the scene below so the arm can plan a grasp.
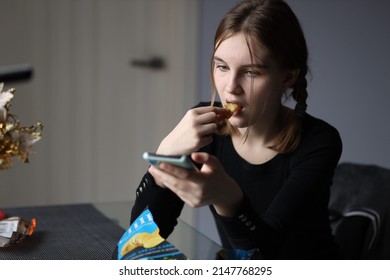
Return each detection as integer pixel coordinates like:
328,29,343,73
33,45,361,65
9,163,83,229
197,122,218,136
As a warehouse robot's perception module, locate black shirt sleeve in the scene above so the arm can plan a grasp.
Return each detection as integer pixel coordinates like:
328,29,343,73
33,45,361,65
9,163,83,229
130,172,184,238
130,101,217,238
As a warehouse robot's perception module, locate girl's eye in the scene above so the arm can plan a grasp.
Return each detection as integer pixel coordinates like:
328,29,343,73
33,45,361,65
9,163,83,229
245,70,258,77
216,65,228,72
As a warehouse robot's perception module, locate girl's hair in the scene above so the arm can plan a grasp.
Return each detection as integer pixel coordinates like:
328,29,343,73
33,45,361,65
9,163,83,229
210,0,309,153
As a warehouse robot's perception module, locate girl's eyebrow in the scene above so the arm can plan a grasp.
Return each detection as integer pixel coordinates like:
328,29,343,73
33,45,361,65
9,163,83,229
213,56,225,63
213,56,269,69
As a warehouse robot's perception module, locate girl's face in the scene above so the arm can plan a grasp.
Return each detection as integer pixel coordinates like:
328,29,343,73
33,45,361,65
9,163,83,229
213,32,294,129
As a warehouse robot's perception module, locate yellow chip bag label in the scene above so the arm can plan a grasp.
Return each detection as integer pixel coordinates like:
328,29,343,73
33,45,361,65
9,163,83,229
117,209,186,260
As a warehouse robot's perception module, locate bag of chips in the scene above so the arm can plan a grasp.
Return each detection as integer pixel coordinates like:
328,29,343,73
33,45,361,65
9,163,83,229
117,209,186,260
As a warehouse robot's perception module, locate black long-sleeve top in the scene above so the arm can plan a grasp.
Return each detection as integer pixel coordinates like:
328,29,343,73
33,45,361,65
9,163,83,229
131,104,342,259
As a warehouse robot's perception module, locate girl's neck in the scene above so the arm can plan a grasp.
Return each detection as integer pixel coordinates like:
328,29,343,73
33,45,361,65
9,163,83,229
236,105,286,147
231,105,290,165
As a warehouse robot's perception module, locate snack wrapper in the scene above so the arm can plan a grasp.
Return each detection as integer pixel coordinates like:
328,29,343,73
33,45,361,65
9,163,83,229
117,209,186,260
0,216,36,247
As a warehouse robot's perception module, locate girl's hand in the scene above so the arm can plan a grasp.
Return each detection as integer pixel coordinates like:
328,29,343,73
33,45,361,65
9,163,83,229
148,152,243,217
156,106,229,156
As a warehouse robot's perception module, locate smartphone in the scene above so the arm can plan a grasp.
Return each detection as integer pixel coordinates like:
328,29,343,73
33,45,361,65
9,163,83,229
142,152,198,170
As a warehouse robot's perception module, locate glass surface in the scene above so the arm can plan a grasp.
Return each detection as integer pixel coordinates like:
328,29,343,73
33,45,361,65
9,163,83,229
93,201,222,260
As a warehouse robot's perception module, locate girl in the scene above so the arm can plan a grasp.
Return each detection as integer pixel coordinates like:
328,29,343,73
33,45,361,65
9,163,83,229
131,0,342,259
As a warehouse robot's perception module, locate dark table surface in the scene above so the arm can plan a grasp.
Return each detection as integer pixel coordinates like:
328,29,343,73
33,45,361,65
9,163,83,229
0,202,221,260
0,204,124,260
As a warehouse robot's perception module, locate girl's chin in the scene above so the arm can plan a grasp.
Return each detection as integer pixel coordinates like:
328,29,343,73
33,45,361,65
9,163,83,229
228,118,248,128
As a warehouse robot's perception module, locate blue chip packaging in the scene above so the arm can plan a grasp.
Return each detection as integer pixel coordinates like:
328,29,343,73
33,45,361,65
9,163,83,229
117,209,186,260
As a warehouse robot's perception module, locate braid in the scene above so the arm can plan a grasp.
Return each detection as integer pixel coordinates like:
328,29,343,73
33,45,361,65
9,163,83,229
270,69,308,153
292,69,308,117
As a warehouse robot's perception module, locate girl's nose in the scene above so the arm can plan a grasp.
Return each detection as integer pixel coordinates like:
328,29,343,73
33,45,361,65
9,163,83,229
226,73,243,95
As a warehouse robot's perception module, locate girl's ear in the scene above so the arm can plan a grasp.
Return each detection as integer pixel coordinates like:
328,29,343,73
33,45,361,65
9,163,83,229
283,69,300,90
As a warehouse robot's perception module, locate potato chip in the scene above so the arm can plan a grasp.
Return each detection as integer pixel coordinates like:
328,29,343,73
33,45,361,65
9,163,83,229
223,103,240,119
143,236,165,248
120,232,150,255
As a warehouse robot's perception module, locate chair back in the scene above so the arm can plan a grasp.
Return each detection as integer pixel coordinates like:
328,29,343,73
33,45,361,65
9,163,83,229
329,163,390,259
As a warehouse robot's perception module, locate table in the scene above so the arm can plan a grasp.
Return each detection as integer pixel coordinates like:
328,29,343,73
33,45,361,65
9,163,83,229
0,201,221,260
